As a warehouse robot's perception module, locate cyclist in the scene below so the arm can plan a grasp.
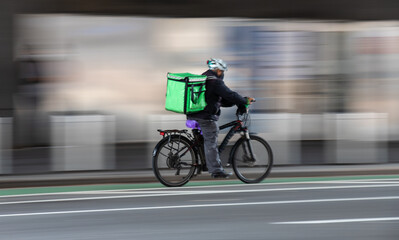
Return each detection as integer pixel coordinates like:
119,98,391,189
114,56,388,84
187,58,254,178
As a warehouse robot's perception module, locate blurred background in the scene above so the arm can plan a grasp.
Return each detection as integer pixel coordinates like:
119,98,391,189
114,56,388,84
1,0,399,174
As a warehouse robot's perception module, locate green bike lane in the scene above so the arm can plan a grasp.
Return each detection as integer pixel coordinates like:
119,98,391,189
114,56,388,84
1,174,399,197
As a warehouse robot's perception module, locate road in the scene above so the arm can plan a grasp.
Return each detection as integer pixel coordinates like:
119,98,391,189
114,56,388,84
0,176,398,240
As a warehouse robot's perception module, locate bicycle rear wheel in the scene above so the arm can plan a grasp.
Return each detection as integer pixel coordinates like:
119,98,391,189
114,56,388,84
152,135,196,187
231,135,273,183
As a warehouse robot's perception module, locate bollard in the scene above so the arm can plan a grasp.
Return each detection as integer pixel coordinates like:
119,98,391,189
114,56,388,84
0,118,12,174
51,114,115,171
324,113,388,163
250,113,302,165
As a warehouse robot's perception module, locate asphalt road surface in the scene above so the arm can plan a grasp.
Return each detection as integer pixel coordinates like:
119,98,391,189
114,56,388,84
1,176,399,240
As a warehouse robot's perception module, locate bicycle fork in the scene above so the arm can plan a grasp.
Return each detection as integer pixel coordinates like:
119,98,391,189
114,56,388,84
225,129,256,166
242,130,257,165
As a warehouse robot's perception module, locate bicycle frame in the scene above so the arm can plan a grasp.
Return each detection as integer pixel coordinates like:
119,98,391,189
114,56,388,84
157,117,255,175
218,120,245,153
190,118,254,172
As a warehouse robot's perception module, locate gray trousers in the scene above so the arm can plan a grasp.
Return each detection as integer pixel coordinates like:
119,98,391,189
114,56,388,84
190,118,224,174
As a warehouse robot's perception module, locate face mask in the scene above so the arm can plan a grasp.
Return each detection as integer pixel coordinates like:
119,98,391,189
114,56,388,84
219,71,224,78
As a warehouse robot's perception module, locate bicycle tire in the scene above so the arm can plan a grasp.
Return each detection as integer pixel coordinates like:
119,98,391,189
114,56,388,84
230,135,273,183
152,135,197,187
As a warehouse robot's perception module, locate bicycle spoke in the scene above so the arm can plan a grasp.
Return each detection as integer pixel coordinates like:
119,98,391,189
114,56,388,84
153,136,196,187
158,152,169,158
163,145,180,152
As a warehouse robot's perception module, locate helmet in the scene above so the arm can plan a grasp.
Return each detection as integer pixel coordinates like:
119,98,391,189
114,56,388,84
207,58,228,71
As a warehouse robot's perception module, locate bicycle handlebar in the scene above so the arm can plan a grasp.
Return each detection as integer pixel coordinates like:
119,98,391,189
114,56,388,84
236,98,255,117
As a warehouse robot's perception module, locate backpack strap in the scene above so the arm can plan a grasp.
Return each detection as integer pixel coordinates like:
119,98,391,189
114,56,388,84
190,84,205,104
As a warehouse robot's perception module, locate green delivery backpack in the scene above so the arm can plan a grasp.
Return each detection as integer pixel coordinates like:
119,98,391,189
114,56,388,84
165,72,207,114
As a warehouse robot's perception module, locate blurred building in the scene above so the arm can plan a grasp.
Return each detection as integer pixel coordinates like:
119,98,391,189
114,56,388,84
1,0,399,173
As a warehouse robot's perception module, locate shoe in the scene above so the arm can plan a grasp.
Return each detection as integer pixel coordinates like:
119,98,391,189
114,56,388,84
211,171,233,178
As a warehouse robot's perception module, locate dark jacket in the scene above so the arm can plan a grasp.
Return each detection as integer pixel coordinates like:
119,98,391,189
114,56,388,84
187,70,247,121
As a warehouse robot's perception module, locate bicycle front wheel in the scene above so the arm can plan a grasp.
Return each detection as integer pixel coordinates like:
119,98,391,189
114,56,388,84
231,135,273,183
152,135,196,187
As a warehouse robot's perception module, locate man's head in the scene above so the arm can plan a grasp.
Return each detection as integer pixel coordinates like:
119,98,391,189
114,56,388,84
207,58,227,77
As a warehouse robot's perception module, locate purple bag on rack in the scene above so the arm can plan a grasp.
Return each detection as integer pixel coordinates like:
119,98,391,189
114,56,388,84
186,120,202,134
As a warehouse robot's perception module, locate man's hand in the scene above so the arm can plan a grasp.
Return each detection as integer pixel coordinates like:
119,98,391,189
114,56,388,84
246,97,255,105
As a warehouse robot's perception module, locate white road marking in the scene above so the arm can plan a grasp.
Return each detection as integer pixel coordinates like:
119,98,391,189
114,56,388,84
272,217,399,224
192,198,242,202
0,193,177,205
325,181,399,184
345,178,399,182
1,183,399,205
0,196,398,218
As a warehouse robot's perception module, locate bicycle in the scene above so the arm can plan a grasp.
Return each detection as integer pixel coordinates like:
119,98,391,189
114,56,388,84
152,103,273,187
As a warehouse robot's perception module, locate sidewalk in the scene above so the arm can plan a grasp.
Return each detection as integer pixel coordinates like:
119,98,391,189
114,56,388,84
1,163,399,188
